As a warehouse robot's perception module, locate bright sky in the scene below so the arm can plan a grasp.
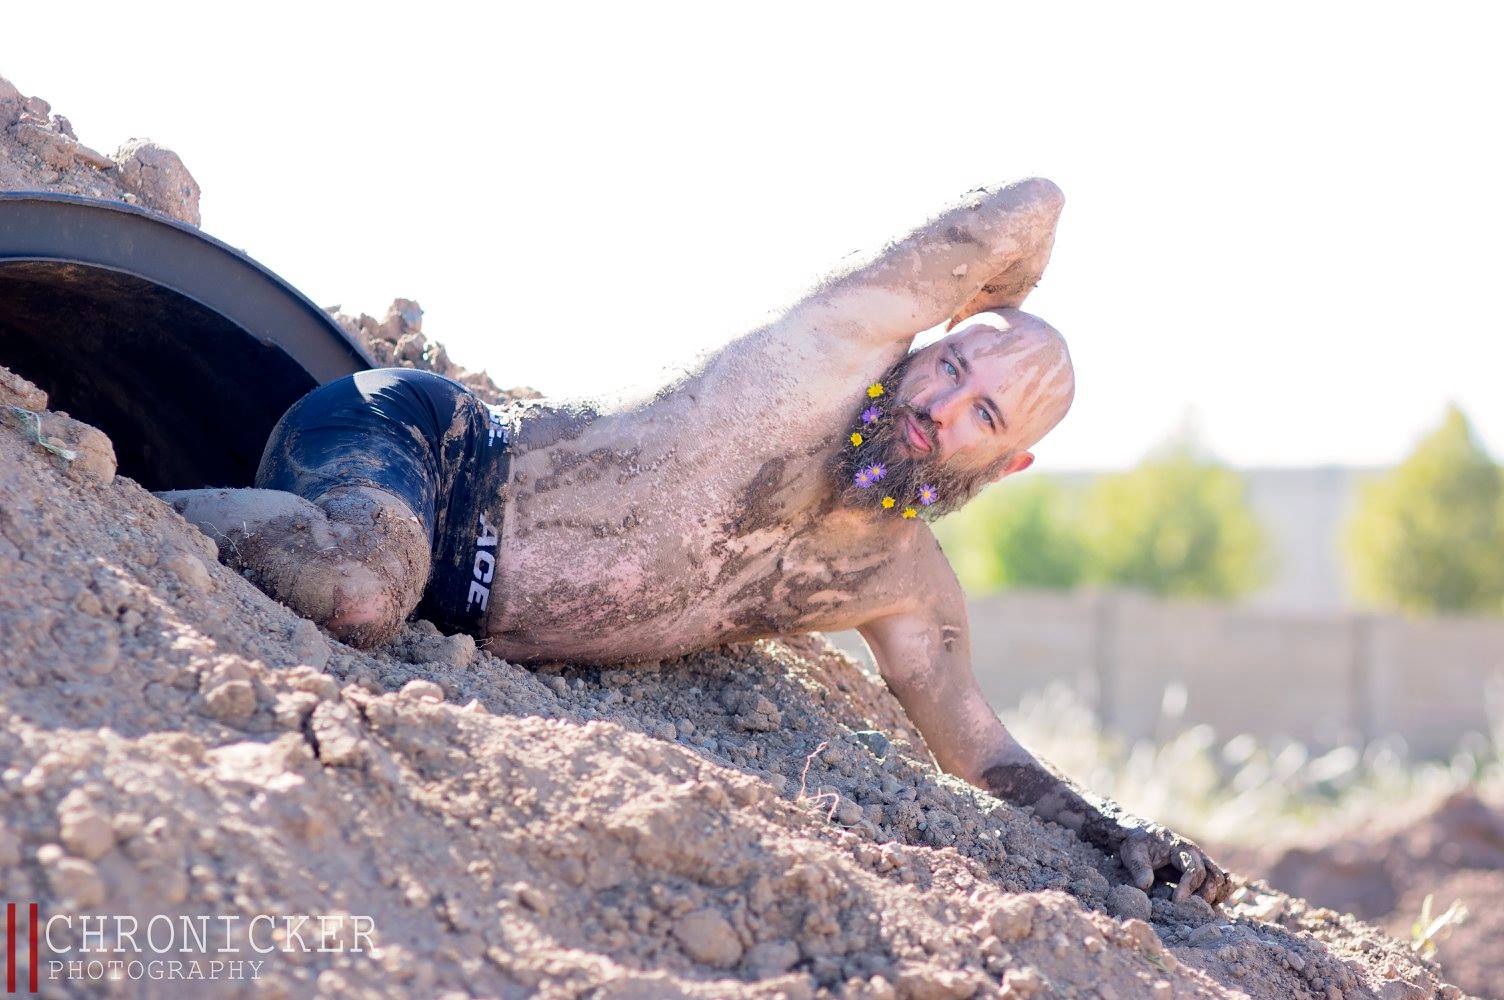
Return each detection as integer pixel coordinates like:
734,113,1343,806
6,3,1502,471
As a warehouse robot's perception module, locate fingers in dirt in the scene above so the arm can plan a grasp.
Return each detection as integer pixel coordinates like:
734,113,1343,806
1199,860,1230,905
1172,848,1207,903
1120,837,1156,892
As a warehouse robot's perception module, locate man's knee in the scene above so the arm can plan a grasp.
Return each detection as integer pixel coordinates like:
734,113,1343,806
324,559,405,647
305,490,430,647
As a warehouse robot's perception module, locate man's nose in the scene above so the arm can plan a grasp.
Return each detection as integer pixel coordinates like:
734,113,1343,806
927,389,967,427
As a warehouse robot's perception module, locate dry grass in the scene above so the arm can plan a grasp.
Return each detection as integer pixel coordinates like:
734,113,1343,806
1002,682,1504,847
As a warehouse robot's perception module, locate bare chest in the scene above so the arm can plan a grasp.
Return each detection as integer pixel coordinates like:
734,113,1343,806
482,412,897,661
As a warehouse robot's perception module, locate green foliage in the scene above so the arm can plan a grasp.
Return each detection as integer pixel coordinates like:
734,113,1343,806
1078,444,1268,599
934,476,1086,592
939,440,1268,600
1344,405,1504,615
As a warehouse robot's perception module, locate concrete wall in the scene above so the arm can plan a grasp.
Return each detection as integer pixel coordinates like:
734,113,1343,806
827,590,1504,757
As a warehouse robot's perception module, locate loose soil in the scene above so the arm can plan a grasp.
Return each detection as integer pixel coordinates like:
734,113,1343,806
0,73,1475,999
1221,791,1504,999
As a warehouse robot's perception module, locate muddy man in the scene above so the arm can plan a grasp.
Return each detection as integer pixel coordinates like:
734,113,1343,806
162,178,1231,905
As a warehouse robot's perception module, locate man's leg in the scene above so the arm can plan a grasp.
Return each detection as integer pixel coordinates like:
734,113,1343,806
159,484,431,648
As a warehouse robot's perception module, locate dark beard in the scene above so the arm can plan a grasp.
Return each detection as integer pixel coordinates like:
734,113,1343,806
833,351,1003,521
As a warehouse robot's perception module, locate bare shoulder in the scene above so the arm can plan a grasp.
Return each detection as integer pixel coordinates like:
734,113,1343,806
845,518,966,625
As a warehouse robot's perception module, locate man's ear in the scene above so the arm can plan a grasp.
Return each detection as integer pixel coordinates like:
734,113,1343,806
993,451,1034,482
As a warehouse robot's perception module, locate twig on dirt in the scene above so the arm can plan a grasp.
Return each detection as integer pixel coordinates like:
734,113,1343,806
5,405,76,461
795,740,841,823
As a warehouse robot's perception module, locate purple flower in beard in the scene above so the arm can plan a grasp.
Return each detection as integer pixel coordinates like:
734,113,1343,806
917,484,938,506
861,405,882,425
865,463,887,482
854,469,873,488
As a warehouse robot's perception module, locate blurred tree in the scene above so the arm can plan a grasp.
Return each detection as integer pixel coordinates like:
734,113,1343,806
1079,441,1268,599
934,476,1086,592
1344,405,1504,615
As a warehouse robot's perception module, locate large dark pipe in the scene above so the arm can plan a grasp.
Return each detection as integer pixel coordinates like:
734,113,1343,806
0,192,374,491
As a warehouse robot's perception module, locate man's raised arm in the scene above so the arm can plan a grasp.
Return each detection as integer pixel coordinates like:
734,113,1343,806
790,178,1064,348
856,547,1231,905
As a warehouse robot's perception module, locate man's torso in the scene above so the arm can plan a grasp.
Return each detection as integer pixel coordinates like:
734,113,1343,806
478,325,928,662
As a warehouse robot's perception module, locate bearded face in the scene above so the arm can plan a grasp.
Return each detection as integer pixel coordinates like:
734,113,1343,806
834,351,1008,521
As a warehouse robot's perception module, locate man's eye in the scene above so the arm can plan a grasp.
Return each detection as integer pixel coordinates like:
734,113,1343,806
977,405,995,428
942,359,958,380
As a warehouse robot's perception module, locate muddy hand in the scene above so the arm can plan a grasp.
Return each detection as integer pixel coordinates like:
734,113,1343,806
1118,823,1231,906
945,212,1063,330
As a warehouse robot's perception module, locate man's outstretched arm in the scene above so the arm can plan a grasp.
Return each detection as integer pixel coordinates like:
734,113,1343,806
856,549,1231,905
790,177,1065,348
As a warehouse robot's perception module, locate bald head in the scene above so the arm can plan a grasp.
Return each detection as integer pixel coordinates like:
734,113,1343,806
949,308,1075,453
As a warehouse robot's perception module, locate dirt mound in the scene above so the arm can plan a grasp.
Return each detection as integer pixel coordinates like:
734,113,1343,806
2,74,198,224
325,298,536,407
1224,791,1504,998
0,75,1472,998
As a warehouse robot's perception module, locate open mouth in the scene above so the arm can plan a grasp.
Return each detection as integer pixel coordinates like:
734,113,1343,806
902,412,933,455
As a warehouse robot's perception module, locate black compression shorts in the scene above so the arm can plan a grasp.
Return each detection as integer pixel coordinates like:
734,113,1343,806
255,367,512,637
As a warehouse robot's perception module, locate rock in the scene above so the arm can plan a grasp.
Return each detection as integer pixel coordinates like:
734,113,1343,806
724,690,782,732
1187,923,1223,947
201,679,257,723
672,908,742,968
1121,919,1163,955
112,139,202,226
834,797,863,826
894,966,981,1000
290,619,331,669
0,365,47,410
289,668,339,701
401,678,446,703
0,75,23,126
23,412,116,486
41,849,105,909
1107,884,1152,922
0,821,19,866
1245,894,1286,922
273,691,320,730
744,940,799,978
12,121,74,170
165,550,214,593
58,794,114,860
989,896,1035,941
310,702,365,766
851,730,892,759
1001,967,1045,998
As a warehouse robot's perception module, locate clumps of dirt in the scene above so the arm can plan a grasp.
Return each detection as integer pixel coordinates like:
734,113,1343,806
0,359,1471,998
1,72,200,225
1223,791,1504,998
326,299,538,407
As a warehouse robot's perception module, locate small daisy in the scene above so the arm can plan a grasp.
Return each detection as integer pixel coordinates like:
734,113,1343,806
901,507,918,519
881,496,895,509
853,469,874,489
917,484,938,506
861,405,882,425
850,432,863,447
865,462,887,482
867,383,885,399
